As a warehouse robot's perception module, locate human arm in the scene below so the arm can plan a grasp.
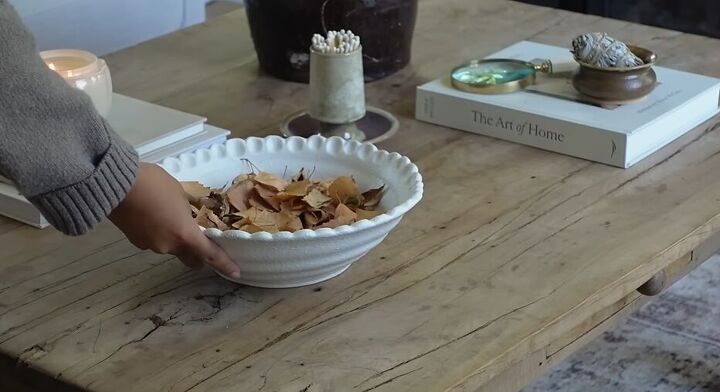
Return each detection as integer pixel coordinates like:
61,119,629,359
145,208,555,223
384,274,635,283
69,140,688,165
0,1,239,278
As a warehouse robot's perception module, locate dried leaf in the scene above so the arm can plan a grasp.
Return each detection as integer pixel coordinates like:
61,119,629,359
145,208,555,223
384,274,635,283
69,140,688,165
231,217,250,229
319,203,357,228
231,173,252,185
274,192,298,202
256,224,280,233
253,172,287,191
223,212,245,225
248,196,268,211
207,210,230,230
219,194,231,216
278,210,303,232
278,180,311,199
246,188,276,211
239,224,265,233
181,181,212,205
361,185,385,208
303,188,332,209
356,208,382,220
280,201,303,217
322,202,338,217
328,177,360,205
291,198,307,211
254,185,282,211
316,209,330,223
241,207,280,232
226,180,255,212
336,203,357,221
195,206,216,229
302,211,320,227
198,195,220,210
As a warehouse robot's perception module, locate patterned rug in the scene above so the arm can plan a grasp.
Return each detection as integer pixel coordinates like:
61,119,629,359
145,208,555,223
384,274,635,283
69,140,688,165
524,255,720,392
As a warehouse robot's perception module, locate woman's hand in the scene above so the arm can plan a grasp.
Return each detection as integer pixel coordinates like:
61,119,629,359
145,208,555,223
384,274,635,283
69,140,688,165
109,163,240,278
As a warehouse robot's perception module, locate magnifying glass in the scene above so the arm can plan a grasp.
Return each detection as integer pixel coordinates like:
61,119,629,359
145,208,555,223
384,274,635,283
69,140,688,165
451,58,576,94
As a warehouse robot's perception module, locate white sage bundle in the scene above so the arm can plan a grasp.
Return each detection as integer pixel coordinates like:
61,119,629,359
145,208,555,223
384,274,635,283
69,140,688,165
311,30,361,54
571,32,644,68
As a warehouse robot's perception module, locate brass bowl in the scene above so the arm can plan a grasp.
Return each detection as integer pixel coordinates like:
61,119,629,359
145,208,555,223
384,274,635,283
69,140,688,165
572,45,658,104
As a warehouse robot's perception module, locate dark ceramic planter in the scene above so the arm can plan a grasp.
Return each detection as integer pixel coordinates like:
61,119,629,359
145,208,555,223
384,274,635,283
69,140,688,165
245,0,418,83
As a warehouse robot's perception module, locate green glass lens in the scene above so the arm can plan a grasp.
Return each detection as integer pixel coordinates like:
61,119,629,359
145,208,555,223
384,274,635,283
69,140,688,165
452,61,534,86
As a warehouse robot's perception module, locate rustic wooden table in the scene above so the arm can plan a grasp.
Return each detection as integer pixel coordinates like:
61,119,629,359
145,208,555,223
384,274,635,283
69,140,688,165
3,1,720,391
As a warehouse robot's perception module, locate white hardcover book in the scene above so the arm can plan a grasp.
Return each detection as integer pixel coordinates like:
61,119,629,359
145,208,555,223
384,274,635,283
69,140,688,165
107,94,207,156
141,125,230,163
415,41,720,168
0,183,50,228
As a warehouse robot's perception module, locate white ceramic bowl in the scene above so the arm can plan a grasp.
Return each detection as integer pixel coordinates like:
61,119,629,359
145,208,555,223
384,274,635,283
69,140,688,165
160,135,423,288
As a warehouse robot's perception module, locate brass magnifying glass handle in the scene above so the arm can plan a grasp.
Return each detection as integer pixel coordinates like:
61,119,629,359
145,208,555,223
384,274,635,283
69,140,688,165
532,58,578,73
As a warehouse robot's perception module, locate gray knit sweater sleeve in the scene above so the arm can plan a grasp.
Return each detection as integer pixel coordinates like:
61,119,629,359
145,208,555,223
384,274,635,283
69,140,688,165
0,1,139,235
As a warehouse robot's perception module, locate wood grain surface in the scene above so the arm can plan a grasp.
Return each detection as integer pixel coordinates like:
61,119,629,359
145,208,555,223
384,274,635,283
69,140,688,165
2,0,720,391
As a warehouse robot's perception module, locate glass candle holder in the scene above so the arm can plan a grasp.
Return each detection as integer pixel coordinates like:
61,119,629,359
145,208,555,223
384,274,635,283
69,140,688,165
39,49,113,117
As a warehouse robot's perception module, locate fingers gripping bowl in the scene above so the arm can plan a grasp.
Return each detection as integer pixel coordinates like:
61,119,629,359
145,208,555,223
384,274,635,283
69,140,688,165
160,136,423,288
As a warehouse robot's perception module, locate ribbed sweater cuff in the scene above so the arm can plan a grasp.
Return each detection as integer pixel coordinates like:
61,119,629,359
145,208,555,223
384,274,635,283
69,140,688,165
28,135,139,236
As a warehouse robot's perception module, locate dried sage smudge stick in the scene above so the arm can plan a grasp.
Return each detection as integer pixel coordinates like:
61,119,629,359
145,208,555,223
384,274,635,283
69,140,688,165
571,32,644,68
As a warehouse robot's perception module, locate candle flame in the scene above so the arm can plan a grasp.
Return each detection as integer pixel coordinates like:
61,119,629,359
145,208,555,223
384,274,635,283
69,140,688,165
48,63,56,71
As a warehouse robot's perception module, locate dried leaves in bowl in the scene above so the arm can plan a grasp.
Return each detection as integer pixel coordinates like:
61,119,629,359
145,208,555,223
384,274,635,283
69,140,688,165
182,169,385,233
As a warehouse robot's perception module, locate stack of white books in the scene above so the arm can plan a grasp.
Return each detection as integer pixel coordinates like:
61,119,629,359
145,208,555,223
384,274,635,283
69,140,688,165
416,41,720,168
0,94,230,228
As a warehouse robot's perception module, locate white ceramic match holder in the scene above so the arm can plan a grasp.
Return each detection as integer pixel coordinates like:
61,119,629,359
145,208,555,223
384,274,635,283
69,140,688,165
309,45,366,124
282,30,399,143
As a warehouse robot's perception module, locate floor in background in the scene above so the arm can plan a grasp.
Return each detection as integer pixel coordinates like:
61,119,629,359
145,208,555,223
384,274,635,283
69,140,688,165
206,0,242,20
524,255,720,392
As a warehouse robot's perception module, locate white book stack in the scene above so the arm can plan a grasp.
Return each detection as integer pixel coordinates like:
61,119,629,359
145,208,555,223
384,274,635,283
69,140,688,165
416,41,720,168
0,93,230,228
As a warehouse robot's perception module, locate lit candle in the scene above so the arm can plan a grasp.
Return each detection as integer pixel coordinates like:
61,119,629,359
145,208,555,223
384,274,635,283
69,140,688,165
40,49,113,117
